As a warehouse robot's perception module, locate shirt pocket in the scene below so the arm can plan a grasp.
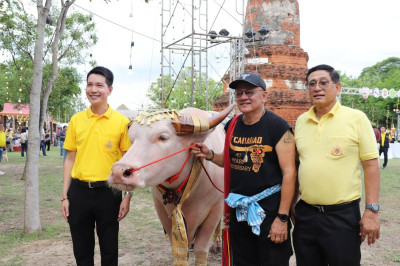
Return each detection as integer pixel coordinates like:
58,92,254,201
103,133,119,153
326,136,348,160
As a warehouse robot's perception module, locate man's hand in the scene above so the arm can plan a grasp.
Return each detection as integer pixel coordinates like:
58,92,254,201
61,199,69,223
118,195,131,222
191,142,211,160
360,210,380,245
268,217,288,244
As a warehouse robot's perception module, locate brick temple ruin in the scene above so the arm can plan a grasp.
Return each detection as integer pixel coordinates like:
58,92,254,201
213,0,311,127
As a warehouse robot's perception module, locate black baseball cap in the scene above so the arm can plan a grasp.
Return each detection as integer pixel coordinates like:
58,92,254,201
229,72,266,90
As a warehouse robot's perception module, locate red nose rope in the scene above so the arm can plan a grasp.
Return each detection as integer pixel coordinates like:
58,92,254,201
127,143,223,193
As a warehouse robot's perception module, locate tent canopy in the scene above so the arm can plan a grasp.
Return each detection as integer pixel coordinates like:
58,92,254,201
0,103,29,116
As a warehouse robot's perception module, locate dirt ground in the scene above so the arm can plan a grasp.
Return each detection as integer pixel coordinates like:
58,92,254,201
2,217,398,266
1,162,399,265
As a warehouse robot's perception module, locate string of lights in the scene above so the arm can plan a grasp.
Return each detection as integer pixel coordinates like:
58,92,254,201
73,3,160,43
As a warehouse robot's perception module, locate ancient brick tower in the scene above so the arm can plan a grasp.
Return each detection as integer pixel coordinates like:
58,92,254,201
213,0,311,127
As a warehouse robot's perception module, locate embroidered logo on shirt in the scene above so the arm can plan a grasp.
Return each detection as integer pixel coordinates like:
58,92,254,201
105,140,113,151
331,144,343,156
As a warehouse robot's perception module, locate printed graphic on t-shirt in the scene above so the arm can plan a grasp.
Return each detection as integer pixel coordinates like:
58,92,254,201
230,136,272,173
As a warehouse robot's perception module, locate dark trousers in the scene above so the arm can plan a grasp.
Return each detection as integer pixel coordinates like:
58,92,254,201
45,140,51,151
21,142,28,157
67,179,122,266
379,147,388,167
40,140,47,156
230,209,292,266
293,200,361,266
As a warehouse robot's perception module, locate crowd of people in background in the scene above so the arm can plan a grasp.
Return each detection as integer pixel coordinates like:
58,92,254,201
0,124,68,160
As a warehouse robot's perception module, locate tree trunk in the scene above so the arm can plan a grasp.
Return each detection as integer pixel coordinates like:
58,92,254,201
39,0,75,129
24,0,52,235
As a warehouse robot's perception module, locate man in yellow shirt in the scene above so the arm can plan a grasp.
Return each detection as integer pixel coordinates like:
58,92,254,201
0,122,6,163
379,126,391,169
61,66,132,266
293,64,380,266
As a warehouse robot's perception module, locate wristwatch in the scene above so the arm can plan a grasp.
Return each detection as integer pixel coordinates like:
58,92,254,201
365,203,379,213
124,191,133,197
277,213,289,222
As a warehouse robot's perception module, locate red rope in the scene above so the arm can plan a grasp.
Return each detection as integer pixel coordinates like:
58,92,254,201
165,151,192,184
128,142,224,193
198,158,224,193
128,143,197,173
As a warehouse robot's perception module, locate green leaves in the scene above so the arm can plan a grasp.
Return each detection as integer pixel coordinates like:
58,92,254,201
340,57,400,128
146,67,222,110
0,0,96,121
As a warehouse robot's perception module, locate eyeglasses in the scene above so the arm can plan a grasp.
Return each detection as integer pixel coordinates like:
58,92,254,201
235,89,263,98
307,80,335,90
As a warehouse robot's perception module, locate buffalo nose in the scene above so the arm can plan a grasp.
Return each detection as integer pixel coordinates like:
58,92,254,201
123,168,133,178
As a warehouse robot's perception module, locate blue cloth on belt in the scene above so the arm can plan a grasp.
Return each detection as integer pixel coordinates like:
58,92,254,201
225,184,281,235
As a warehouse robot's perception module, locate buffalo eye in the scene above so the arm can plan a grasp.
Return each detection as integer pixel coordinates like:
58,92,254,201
159,134,169,141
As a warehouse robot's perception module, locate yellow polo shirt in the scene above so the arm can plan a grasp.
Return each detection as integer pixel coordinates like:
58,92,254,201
381,132,391,147
295,102,378,205
0,131,6,147
64,105,131,182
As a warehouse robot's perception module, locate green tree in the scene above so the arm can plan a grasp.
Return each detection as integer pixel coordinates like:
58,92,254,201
340,57,400,128
147,67,223,110
0,0,97,235
0,0,96,122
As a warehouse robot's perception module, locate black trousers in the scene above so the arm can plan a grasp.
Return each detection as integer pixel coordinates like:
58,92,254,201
67,180,122,266
293,199,361,266
379,147,388,167
45,140,51,151
230,209,292,266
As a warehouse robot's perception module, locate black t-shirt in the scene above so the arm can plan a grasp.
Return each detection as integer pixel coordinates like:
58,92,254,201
224,110,291,211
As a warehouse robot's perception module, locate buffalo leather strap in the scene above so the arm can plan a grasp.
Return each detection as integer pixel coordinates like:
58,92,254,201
171,158,202,266
223,114,241,266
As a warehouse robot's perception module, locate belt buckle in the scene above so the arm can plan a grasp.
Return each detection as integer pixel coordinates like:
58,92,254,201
88,182,94,188
315,205,325,212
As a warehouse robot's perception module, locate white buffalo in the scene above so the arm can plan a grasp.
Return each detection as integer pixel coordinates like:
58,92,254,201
108,105,234,265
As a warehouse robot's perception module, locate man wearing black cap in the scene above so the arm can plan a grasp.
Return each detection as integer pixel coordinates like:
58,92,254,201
192,72,296,265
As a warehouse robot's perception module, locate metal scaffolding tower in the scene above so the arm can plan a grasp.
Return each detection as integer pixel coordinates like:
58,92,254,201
160,0,245,110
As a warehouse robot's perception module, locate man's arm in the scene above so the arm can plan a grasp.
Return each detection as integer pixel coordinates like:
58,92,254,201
117,150,131,222
61,151,76,222
290,148,300,224
269,130,297,243
360,158,380,245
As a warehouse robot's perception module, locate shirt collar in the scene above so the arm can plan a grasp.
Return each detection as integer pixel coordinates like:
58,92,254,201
306,101,342,122
87,104,112,119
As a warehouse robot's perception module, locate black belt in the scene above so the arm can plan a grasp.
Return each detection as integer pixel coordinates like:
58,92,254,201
72,178,109,189
300,199,360,213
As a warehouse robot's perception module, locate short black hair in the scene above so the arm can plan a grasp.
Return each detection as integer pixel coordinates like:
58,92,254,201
306,64,340,83
87,66,114,87
21,127,26,133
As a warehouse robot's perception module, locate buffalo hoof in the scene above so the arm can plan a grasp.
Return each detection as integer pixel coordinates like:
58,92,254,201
209,241,222,254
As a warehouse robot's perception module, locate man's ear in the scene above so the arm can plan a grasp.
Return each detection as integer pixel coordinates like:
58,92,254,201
335,82,342,96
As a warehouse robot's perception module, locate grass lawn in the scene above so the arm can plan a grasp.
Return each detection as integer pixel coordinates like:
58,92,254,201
0,147,399,265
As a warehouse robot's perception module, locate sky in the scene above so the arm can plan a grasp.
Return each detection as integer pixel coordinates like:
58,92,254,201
24,0,400,110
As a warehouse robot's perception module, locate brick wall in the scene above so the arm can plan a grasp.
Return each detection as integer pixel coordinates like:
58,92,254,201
212,0,312,128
